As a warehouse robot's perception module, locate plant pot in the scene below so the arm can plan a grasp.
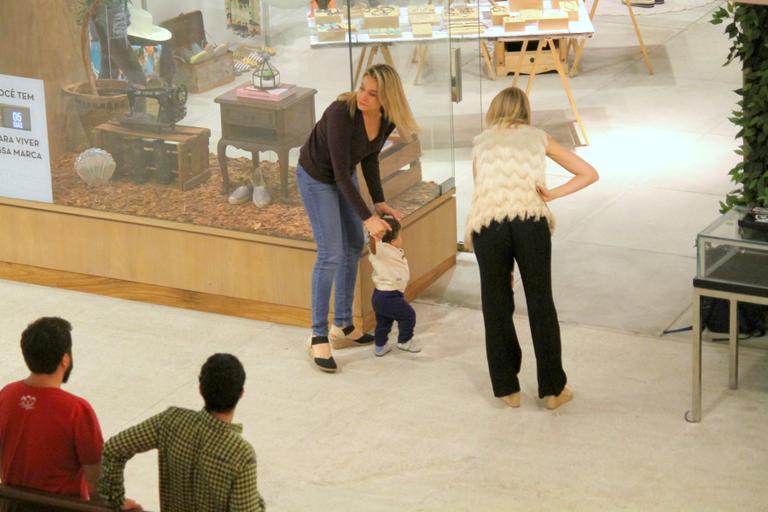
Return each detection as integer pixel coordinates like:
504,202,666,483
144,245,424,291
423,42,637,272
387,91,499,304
62,79,130,144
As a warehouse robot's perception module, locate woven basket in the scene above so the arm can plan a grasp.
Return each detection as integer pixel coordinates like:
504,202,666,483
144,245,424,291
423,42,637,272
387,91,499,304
63,79,130,143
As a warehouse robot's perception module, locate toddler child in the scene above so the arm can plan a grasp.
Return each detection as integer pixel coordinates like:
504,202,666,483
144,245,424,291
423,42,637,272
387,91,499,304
369,216,420,356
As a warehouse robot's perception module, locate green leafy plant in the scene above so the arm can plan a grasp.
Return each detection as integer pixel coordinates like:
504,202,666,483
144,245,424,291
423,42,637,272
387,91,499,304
711,2,768,210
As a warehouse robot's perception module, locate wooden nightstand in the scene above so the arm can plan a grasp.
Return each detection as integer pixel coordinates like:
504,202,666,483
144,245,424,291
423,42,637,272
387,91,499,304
214,85,317,199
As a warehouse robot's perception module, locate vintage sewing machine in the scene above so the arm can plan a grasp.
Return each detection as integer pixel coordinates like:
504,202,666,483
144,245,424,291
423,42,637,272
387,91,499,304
119,85,188,132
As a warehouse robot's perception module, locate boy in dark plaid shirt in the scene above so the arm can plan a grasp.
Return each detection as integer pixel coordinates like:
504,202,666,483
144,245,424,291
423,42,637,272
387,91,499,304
99,354,265,511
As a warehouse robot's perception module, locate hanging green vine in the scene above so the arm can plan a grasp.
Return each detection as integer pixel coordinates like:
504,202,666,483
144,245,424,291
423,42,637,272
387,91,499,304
711,2,768,210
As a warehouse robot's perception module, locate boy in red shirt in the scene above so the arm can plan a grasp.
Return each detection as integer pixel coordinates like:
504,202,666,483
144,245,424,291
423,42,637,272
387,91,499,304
0,317,103,500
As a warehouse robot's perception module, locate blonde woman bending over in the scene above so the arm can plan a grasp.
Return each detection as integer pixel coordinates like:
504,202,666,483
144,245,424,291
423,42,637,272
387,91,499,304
465,87,598,409
297,64,419,373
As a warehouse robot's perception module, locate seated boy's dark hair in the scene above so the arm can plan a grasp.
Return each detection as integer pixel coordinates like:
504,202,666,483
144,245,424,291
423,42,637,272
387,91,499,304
199,353,246,413
381,215,401,245
20,317,72,374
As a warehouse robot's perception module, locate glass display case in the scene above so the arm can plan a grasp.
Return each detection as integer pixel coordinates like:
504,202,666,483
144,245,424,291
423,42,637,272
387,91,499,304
1,0,462,243
696,206,768,293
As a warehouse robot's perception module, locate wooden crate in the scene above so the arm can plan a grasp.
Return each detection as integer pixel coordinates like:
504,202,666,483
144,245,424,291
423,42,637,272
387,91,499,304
356,136,422,206
161,11,235,93
92,121,211,191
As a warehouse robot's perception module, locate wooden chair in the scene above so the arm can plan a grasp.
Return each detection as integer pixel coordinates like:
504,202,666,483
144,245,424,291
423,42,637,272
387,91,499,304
0,484,115,512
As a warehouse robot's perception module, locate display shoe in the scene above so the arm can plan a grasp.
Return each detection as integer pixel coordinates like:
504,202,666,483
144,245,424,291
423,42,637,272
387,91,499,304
397,338,421,354
234,61,251,75
374,342,392,357
328,325,375,349
307,336,337,373
252,184,272,207
190,49,213,64
228,184,254,205
629,0,655,7
213,43,229,57
500,392,521,408
544,385,573,410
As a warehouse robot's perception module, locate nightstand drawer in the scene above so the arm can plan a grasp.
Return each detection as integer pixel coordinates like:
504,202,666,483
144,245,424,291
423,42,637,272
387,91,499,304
222,106,275,129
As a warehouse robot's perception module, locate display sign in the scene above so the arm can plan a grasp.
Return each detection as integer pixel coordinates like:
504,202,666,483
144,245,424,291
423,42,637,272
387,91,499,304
0,74,52,203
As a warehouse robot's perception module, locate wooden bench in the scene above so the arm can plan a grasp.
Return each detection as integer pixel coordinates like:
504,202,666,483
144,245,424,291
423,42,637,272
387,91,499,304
0,484,114,512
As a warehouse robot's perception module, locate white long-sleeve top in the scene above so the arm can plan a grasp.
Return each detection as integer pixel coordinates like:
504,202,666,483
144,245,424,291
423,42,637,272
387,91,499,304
369,240,410,293
464,124,556,250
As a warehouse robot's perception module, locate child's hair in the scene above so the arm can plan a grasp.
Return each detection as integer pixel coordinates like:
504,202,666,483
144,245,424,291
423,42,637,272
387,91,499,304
485,86,531,128
381,215,401,245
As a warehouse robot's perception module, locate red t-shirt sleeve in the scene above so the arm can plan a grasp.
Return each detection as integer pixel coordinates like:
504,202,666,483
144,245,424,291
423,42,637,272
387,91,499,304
73,401,103,466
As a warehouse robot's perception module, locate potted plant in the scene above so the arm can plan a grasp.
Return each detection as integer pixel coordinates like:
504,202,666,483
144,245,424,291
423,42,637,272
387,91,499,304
711,1,768,210
63,0,130,142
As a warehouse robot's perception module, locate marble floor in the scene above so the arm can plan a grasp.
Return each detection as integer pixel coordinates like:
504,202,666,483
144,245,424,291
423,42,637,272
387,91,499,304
3,1,768,510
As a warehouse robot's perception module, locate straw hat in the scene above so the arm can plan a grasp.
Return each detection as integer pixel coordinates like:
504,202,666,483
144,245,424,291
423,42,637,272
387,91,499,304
127,7,172,42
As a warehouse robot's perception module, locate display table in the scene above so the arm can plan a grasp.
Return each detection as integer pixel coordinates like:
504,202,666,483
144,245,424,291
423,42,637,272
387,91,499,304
688,207,768,422
308,3,595,144
215,85,317,199
570,0,653,76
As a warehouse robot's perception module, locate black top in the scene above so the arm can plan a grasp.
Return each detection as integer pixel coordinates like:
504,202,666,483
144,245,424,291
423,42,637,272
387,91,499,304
299,100,396,220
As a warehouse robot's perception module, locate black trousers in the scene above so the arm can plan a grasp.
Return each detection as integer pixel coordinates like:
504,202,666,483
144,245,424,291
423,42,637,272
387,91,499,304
473,218,567,398
372,289,416,347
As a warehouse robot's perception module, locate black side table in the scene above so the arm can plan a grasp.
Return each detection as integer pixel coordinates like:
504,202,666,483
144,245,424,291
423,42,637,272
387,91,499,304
214,85,317,199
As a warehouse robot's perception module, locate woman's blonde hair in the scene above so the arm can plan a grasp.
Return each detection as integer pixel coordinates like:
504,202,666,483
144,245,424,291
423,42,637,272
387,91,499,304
338,64,419,137
485,86,531,128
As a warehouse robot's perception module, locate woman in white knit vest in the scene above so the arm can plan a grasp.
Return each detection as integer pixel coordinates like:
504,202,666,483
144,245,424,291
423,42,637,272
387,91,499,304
466,87,598,410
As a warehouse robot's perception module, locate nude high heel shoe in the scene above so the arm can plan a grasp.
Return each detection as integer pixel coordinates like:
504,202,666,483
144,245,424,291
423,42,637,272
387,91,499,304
500,392,521,408
544,385,573,410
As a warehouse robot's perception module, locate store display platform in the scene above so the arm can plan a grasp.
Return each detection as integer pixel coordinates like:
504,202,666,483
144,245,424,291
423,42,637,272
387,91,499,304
0,190,455,330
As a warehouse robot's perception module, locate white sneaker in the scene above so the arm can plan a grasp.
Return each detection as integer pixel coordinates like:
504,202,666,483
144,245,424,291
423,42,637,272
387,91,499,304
228,184,253,204
397,339,421,353
374,343,391,357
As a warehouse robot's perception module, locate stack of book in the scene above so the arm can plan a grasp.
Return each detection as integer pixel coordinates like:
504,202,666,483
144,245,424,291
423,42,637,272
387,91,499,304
236,83,297,101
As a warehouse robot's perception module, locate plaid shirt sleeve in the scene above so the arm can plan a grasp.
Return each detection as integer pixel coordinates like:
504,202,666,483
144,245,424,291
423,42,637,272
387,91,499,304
98,411,163,509
230,455,265,512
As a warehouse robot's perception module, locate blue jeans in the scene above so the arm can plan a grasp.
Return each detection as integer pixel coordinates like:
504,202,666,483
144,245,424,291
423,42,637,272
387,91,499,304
297,164,365,337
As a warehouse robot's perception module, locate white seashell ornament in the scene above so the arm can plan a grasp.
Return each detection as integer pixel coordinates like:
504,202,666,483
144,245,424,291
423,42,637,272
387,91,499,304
74,148,116,186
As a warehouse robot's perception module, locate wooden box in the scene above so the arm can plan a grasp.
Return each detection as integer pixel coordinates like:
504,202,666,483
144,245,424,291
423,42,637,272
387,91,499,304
161,11,235,94
520,8,543,20
369,27,402,38
92,121,211,191
444,6,479,21
560,1,580,20
503,15,527,31
411,23,433,37
510,0,544,10
491,6,510,25
539,10,569,30
317,23,352,42
363,6,400,29
408,5,440,24
315,8,342,24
